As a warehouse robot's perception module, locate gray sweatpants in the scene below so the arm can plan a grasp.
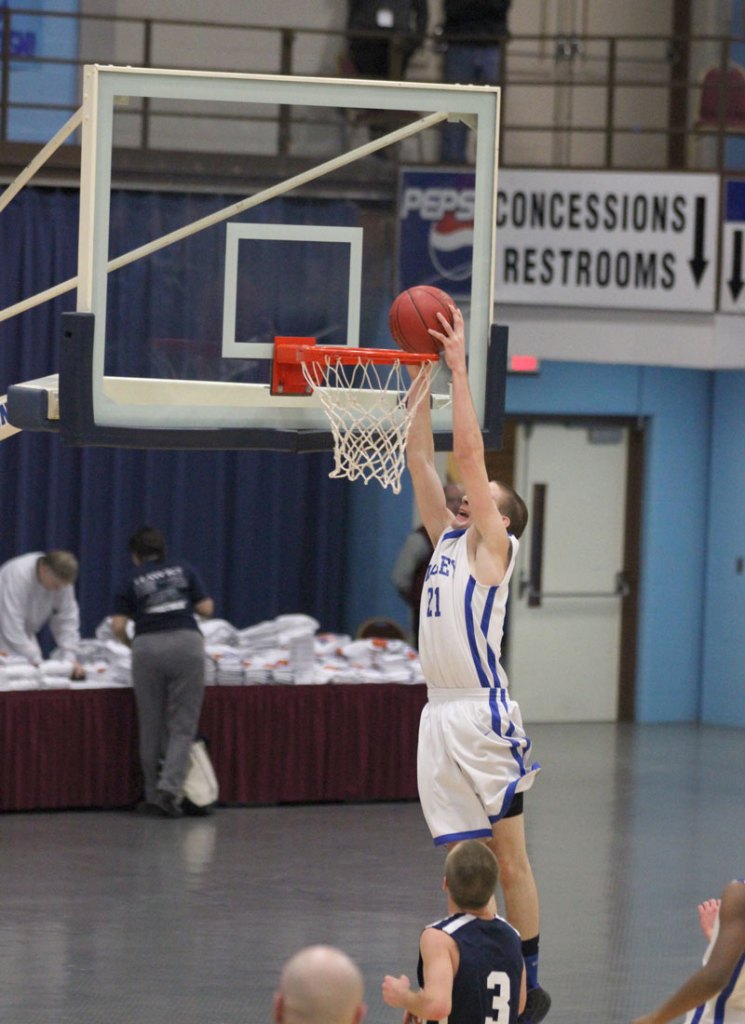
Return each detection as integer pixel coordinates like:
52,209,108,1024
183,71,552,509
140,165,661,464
131,629,206,803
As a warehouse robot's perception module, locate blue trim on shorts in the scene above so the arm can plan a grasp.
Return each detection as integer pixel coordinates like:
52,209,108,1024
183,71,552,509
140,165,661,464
433,827,493,847
488,688,530,779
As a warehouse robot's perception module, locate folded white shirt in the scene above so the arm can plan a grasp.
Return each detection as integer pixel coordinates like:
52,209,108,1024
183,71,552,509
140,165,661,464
40,659,72,677
0,662,38,680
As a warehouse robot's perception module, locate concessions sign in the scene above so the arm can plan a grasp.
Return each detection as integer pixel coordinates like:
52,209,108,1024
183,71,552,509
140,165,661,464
398,168,720,314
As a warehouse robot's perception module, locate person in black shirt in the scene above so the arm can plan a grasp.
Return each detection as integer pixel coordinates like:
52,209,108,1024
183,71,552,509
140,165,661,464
346,0,428,79
112,526,213,818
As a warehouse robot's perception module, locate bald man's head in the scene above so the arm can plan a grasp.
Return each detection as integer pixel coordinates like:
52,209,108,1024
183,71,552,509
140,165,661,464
273,946,366,1024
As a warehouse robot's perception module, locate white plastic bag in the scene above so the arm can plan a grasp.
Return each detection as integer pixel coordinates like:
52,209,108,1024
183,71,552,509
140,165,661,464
181,739,219,813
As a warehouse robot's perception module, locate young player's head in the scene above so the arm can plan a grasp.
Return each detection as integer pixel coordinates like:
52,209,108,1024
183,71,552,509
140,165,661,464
445,840,499,911
492,480,529,539
128,526,167,561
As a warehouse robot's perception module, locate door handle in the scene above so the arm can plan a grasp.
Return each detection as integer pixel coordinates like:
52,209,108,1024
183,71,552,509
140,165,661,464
527,483,546,608
521,571,630,602
520,481,630,606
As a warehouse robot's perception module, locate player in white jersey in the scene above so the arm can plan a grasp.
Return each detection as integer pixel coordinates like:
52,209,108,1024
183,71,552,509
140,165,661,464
633,879,745,1024
405,305,548,1024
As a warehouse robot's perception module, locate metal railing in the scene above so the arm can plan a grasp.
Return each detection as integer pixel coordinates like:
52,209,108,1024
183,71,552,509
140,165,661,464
1,6,744,175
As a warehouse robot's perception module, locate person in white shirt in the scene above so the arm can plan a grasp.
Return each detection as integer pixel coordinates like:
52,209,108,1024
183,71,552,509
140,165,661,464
0,550,86,679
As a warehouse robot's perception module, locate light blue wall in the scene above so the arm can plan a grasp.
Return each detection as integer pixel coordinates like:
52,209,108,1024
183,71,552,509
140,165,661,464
506,361,712,724
633,368,713,722
702,371,745,725
344,357,732,725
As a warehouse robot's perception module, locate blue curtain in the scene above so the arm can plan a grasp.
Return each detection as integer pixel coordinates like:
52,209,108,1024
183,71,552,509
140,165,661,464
0,187,355,639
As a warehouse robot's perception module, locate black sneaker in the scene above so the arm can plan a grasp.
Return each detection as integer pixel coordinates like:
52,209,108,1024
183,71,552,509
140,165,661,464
155,790,184,819
134,800,166,817
518,986,551,1024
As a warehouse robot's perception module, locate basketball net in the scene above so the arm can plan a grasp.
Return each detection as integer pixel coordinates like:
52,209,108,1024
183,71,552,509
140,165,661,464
300,354,439,494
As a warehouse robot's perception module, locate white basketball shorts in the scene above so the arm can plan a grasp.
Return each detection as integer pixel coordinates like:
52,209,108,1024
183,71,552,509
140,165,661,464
417,686,540,846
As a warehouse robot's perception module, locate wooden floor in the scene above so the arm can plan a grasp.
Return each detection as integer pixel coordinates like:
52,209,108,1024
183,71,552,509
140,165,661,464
1,722,743,1024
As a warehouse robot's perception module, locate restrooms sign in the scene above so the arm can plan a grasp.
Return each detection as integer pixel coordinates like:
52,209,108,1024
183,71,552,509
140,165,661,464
398,167,720,314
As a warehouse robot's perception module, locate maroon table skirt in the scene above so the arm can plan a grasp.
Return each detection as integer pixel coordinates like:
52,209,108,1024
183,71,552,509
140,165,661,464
0,683,427,812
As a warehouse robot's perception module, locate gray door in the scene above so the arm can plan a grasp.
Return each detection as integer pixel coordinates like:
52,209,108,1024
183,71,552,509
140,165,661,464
506,422,629,722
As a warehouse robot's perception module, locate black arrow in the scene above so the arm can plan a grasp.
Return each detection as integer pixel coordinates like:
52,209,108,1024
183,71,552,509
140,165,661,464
727,229,744,302
688,196,708,286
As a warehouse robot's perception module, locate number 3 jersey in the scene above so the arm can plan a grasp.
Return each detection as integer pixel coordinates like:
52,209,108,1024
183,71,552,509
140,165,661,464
418,527,518,690
417,912,524,1024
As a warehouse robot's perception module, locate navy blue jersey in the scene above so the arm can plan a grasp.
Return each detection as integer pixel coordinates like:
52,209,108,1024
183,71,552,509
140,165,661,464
417,912,523,1024
114,559,208,636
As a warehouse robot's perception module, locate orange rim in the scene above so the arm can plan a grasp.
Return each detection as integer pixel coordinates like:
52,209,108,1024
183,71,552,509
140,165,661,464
275,340,439,367
271,337,439,396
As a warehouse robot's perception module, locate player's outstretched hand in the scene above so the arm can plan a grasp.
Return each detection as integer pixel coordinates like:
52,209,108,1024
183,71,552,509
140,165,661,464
698,898,721,940
428,305,466,373
382,973,412,1009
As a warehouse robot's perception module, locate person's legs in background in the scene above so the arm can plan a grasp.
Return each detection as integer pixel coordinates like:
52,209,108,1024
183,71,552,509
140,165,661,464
159,630,206,801
131,636,167,806
441,43,501,163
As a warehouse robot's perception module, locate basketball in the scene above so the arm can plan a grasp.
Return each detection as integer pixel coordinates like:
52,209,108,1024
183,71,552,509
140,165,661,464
388,286,455,354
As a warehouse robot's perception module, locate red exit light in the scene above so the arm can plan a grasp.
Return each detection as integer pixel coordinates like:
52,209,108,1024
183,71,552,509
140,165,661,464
509,354,540,374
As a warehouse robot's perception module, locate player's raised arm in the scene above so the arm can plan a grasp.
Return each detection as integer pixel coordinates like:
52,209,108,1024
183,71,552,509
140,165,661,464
428,307,511,580
405,362,455,546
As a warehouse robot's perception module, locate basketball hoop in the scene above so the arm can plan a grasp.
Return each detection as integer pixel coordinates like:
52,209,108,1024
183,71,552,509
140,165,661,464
273,338,441,494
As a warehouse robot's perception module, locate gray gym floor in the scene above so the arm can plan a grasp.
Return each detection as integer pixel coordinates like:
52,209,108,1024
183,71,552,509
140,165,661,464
1,722,743,1024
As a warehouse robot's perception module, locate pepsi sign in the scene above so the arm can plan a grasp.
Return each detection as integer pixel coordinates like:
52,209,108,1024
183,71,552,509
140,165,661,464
398,169,476,298
399,167,719,313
